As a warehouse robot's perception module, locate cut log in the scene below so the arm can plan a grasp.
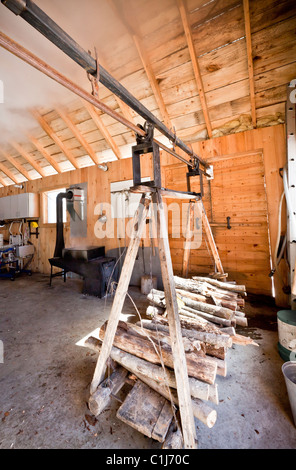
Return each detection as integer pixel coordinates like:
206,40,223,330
146,305,165,317
99,328,217,384
174,276,207,295
192,276,247,295
88,366,128,417
234,315,248,327
137,373,217,429
122,321,204,354
138,319,231,349
181,306,232,327
85,336,221,404
232,334,259,347
137,320,227,359
98,323,217,384
178,294,235,320
85,336,212,400
176,288,237,311
219,327,236,336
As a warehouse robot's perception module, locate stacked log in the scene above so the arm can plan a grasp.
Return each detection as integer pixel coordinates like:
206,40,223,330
84,274,258,447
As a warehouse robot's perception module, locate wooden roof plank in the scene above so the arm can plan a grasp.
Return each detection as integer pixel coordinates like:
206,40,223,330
27,135,62,174
177,0,212,138
31,109,80,170
83,101,122,160
56,107,99,165
11,141,46,178
0,162,19,184
108,0,173,130
243,0,257,127
0,150,31,181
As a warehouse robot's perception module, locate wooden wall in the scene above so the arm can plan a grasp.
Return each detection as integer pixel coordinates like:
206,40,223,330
0,124,289,306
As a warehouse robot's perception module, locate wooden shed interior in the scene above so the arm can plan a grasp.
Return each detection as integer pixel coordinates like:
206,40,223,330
0,0,296,451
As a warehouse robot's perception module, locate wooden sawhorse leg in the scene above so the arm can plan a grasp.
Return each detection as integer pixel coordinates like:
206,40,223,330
89,189,197,449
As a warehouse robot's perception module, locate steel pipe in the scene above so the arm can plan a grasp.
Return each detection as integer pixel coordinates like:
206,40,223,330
1,0,209,169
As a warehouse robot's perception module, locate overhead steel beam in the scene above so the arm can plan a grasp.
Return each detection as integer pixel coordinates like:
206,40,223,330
1,0,209,170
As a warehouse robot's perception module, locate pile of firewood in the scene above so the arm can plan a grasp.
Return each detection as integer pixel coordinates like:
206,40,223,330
84,275,257,448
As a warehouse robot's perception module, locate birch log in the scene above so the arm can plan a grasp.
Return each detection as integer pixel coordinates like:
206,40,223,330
98,324,217,384
84,336,218,402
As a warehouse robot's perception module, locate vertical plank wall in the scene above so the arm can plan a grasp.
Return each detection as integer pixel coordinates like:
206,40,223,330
0,125,288,306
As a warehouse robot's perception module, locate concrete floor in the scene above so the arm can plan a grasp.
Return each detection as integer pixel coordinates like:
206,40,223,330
0,273,295,449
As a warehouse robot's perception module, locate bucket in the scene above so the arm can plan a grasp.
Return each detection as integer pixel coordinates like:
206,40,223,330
277,310,296,361
282,361,296,427
141,275,157,295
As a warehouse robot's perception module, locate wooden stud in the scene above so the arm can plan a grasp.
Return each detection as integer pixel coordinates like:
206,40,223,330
31,108,80,170
0,149,31,181
83,101,122,160
56,107,99,165
177,0,212,138
27,134,62,174
11,142,46,177
243,0,257,128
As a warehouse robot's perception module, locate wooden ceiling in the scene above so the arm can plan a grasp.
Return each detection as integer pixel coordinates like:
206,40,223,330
0,0,295,186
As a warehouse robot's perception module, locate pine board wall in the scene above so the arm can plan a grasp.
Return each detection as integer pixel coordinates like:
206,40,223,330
0,125,288,306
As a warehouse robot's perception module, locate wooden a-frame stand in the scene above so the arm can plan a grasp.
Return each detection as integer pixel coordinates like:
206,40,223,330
89,132,224,449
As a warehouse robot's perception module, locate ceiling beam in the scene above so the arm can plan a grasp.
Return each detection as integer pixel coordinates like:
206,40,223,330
83,100,122,160
243,0,257,128
0,149,31,181
177,0,212,139
11,141,46,177
27,134,62,174
56,107,99,165
108,0,173,130
31,109,80,170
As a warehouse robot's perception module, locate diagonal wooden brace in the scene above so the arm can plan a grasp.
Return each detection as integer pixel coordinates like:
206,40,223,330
90,193,151,395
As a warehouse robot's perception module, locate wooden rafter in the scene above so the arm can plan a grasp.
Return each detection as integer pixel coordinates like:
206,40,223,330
99,55,137,138
108,0,173,130
0,173,8,187
27,134,62,174
177,0,212,138
11,142,46,178
243,0,256,128
56,107,99,165
83,100,122,160
0,149,31,181
0,161,18,184
31,108,80,170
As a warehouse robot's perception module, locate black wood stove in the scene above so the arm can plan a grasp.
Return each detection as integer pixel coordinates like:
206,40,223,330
48,190,116,297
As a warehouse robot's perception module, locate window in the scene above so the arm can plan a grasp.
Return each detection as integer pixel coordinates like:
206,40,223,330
43,188,67,224
110,178,150,219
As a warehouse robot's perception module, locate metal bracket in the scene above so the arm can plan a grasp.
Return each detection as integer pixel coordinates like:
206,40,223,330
186,158,204,197
132,122,161,187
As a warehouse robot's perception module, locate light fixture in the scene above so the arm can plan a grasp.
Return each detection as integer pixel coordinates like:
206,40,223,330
98,214,107,224
14,184,24,189
98,163,108,172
